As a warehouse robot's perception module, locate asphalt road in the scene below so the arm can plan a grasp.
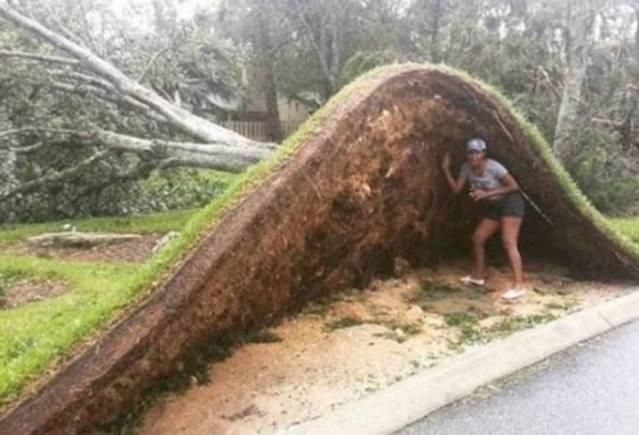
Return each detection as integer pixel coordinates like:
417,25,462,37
397,320,639,435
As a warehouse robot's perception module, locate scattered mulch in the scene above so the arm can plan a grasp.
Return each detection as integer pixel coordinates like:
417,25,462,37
6,234,164,264
1,277,68,309
137,259,635,435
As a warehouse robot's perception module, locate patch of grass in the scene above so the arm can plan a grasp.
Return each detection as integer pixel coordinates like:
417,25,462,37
444,311,484,345
544,300,578,311
237,329,283,344
609,217,639,243
0,256,140,405
487,313,558,337
303,301,333,316
410,279,463,305
324,316,365,331
301,288,361,317
376,322,423,343
443,311,478,327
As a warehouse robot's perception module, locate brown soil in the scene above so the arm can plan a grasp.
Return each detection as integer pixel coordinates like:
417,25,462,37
6,234,163,263
1,277,68,309
138,260,634,435
3,65,639,435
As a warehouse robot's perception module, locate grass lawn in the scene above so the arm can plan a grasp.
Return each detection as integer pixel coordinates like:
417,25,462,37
0,209,200,405
609,217,639,243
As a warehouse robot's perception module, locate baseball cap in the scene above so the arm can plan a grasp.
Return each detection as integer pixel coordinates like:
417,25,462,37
466,138,487,152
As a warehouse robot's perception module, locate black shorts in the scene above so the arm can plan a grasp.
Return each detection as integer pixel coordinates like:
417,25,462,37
482,192,525,221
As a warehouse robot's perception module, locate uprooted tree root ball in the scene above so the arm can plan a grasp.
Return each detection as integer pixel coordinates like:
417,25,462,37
2,64,639,434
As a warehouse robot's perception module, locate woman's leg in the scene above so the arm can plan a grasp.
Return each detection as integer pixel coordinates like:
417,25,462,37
501,216,524,287
471,218,501,279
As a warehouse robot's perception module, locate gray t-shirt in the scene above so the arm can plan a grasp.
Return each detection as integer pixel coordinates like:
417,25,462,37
460,159,509,200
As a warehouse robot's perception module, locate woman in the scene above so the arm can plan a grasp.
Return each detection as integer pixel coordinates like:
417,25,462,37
441,138,526,300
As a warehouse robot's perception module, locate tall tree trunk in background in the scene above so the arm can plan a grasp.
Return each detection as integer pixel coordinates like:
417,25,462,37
254,3,283,142
552,0,597,161
634,5,639,62
429,0,443,63
631,5,639,149
0,148,18,220
293,0,342,100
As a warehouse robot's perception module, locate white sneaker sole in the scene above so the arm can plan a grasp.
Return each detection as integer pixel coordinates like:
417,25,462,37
459,276,485,287
501,289,527,300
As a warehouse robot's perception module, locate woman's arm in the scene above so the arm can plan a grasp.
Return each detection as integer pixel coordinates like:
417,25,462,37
470,174,519,201
441,153,467,194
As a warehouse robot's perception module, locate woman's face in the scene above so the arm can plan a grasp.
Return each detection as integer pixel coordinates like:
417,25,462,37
466,150,486,167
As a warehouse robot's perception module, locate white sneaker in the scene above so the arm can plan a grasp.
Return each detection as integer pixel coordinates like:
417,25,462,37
501,288,527,301
459,276,485,287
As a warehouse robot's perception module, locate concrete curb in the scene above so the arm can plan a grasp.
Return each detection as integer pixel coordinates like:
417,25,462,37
286,291,639,435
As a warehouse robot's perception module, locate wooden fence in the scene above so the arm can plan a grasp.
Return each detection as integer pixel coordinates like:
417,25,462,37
221,120,304,142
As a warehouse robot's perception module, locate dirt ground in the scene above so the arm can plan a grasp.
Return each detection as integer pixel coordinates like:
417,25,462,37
0,275,68,309
136,258,636,435
6,234,163,264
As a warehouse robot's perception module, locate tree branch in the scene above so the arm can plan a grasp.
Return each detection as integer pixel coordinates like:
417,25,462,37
137,46,171,83
47,80,169,123
0,1,267,147
0,49,79,66
0,127,272,171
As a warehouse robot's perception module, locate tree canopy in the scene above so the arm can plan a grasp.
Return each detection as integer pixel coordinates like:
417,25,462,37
1,0,639,221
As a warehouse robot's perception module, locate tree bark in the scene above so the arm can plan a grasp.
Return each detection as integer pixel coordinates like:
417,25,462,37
1,128,272,172
254,2,283,142
292,0,342,99
0,147,18,213
430,0,443,63
634,5,639,62
552,0,596,161
89,130,271,171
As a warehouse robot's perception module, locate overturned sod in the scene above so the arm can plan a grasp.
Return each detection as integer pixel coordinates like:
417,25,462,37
2,64,639,434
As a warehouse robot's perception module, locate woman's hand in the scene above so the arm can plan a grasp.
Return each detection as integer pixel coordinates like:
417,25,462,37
441,153,451,171
470,189,489,201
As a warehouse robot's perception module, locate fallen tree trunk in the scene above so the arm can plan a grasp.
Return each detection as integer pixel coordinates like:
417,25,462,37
2,64,639,434
0,1,265,149
27,232,142,249
0,128,272,202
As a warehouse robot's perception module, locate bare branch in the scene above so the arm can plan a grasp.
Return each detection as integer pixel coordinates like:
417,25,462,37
15,142,45,154
137,46,171,83
0,127,79,140
0,49,79,66
0,126,272,172
47,81,169,123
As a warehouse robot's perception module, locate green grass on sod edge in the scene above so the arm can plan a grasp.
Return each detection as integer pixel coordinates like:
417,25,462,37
1,63,639,406
609,218,639,243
